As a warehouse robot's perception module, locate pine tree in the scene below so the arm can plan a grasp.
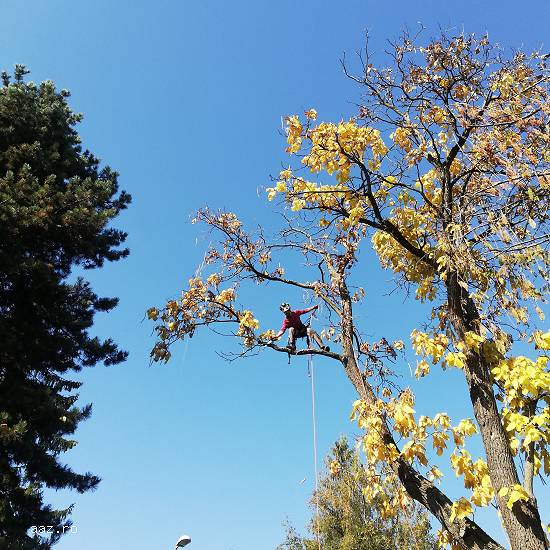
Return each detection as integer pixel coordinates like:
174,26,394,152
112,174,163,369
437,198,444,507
0,66,131,548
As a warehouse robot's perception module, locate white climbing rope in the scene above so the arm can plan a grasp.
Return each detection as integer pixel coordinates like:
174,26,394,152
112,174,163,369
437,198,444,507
308,313,322,550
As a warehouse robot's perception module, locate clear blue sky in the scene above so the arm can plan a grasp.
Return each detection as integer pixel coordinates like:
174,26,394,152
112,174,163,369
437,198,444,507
1,1,549,548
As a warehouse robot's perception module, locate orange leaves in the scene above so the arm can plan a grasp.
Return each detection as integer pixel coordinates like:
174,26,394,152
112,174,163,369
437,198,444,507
147,307,159,321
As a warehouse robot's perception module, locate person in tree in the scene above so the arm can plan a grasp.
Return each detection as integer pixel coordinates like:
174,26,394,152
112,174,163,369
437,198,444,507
273,303,329,352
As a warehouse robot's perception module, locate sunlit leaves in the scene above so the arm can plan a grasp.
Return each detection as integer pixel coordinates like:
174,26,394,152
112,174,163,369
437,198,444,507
498,484,530,510
449,497,473,523
149,30,550,548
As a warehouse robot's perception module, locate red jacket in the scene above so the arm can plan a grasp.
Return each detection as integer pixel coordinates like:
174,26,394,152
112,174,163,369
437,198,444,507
280,309,309,332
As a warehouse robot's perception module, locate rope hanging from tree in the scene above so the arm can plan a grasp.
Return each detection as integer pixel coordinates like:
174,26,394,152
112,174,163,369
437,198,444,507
307,315,322,550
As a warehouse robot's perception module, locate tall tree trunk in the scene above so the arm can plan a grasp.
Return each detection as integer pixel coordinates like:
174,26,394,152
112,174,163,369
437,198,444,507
446,274,547,550
335,273,505,550
524,444,535,498
523,400,537,498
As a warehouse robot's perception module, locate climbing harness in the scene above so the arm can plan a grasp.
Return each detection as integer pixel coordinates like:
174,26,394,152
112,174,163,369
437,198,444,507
286,314,314,365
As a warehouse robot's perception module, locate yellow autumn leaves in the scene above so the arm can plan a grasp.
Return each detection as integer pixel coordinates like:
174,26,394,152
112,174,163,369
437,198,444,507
450,449,493,507
237,310,259,331
350,327,549,534
351,389,486,512
266,111,390,227
492,332,550,462
498,484,530,510
449,497,473,523
410,325,550,477
148,271,265,360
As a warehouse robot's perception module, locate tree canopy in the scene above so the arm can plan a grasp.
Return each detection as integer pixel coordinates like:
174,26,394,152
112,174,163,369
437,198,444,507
0,66,131,548
149,31,549,549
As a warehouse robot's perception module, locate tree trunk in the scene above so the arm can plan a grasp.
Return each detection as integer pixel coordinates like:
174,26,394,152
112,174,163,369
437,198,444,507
336,274,505,550
525,444,535,498
523,401,537,498
446,274,547,550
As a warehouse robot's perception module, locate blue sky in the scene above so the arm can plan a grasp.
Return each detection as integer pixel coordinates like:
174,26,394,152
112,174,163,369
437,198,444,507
1,1,549,548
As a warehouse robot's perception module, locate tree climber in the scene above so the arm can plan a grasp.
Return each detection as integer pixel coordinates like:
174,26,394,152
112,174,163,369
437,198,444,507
272,303,329,352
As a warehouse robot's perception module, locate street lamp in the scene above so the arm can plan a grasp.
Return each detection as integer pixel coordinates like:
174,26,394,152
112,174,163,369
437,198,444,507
175,535,191,548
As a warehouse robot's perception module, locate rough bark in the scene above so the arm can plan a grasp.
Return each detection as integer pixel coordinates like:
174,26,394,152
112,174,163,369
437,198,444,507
356,190,546,547
335,273,505,550
525,445,535,498
523,401,537,498
446,274,547,550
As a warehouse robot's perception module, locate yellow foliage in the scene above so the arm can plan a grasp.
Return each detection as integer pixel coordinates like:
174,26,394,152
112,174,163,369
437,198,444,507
427,465,444,482
498,484,530,509
437,529,461,550
151,36,550,547
238,310,259,331
400,440,428,466
216,288,235,303
534,330,550,350
432,431,449,456
260,329,276,341
329,459,341,476
411,330,449,363
445,351,466,369
415,359,430,378
463,331,485,352
449,497,473,522
285,115,302,153
392,399,417,437
304,108,317,120
455,419,478,437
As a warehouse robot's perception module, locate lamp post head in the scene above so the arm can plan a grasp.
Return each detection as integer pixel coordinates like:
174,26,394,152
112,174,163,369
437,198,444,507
175,535,191,548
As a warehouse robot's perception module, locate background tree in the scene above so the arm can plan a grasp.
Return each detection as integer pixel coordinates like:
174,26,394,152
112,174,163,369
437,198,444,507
149,31,549,549
0,66,131,548
276,438,436,550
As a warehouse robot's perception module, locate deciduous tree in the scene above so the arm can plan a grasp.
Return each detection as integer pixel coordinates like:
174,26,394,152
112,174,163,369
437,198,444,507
149,32,549,549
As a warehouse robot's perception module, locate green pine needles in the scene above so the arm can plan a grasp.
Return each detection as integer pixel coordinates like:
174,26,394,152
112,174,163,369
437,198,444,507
0,66,131,548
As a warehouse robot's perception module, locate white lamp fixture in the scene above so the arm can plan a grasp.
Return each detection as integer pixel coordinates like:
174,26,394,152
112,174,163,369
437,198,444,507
175,535,191,548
